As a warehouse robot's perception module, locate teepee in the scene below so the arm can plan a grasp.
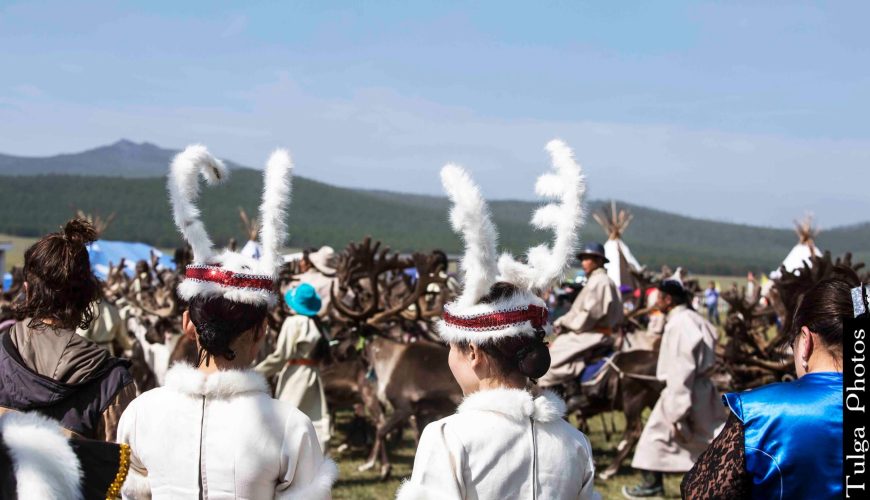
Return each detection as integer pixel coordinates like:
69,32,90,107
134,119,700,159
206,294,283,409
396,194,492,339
772,214,822,278
238,207,263,260
592,200,642,289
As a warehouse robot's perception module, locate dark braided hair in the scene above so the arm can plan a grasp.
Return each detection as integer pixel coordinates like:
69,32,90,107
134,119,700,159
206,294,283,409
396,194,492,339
187,295,268,366
14,218,101,330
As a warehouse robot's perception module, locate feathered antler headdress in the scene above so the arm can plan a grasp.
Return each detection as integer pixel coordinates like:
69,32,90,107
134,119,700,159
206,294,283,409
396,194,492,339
168,145,293,306
438,139,586,344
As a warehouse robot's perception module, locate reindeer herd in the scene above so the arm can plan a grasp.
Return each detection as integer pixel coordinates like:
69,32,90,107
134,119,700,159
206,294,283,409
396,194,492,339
0,237,865,482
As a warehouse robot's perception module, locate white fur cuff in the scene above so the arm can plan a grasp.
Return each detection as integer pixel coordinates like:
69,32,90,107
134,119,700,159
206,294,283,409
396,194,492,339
278,458,338,500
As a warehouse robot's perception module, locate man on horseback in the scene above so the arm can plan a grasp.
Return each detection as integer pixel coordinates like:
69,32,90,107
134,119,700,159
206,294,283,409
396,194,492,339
623,277,725,498
538,242,623,388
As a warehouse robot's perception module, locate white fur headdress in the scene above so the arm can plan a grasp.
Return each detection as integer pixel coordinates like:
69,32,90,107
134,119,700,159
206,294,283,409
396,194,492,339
168,144,293,306
438,139,586,344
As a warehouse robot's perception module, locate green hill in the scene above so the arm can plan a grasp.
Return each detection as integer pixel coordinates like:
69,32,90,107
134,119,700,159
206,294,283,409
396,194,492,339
1,171,867,275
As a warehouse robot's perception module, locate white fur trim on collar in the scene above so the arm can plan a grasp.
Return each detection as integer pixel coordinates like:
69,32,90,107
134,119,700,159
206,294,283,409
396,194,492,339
279,457,338,500
437,290,549,344
164,364,270,398
457,388,566,423
0,411,83,500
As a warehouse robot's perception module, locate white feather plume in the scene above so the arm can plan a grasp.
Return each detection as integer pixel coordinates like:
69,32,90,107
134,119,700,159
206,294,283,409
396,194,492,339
440,164,499,307
497,139,586,290
258,148,294,274
167,144,229,263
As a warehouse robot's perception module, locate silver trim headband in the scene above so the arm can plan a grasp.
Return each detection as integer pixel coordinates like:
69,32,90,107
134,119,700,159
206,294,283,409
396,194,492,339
852,284,868,318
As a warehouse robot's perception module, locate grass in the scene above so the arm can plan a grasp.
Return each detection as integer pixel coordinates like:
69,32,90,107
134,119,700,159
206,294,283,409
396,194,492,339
330,409,684,499
0,234,37,270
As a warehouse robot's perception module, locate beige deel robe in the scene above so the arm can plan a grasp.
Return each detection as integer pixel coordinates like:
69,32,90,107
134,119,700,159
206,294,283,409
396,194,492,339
631,304,726,472
77,300,132,356
539,267,623,387
255,314,331,450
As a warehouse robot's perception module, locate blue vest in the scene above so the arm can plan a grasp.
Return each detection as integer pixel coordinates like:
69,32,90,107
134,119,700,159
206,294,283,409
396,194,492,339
723,372,843,500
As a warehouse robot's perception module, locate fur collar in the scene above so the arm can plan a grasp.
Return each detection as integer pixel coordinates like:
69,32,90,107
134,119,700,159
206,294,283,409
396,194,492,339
457,388,566,423
164,363,269,398
0,411,83,500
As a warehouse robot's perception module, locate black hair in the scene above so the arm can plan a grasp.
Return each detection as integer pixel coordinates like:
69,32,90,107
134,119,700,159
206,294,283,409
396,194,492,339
187,295,268,366
456,282,551,380
786,269,861,361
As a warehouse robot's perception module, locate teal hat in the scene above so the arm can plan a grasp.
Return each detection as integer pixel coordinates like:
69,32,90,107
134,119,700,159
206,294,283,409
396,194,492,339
285,283,322,317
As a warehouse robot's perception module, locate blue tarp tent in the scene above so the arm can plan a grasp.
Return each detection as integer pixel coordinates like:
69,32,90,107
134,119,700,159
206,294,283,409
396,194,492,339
87,240,175,280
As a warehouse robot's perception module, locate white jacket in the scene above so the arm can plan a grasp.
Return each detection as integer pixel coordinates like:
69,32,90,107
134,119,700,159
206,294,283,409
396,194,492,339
117,364,337,500
397,389,598,500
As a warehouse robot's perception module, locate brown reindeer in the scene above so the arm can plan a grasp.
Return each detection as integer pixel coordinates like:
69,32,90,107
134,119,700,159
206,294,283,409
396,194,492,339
329,238,462,479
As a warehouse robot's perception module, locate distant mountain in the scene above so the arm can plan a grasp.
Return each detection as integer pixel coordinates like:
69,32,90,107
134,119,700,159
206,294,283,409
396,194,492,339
0,141,867,275
0,139,246,177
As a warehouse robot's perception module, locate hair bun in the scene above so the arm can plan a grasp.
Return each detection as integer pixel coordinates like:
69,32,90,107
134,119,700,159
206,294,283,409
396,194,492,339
62,218,98,246
517,341,551,379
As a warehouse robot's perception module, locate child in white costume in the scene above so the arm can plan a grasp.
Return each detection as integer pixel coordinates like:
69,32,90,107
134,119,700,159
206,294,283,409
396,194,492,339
398,141,599,500
117,145,336,499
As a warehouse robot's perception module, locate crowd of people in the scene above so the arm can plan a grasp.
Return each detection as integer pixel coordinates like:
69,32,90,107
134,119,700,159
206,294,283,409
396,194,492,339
0,140,861,499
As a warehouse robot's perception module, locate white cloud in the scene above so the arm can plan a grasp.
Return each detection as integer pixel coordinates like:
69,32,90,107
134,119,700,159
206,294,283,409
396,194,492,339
0,74,866,229
220,15,248,38
12,84,43,98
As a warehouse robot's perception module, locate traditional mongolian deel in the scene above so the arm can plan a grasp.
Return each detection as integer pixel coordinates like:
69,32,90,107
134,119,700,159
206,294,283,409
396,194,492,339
167,144,293,306
400,140,598,500
436,139,586,345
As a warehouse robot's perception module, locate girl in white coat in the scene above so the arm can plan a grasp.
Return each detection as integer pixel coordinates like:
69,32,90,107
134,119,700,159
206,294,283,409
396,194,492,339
118,145,337,499
398,141,599,500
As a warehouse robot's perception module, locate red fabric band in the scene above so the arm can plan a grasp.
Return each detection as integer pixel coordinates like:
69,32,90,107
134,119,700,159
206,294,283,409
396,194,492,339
443,305,548,331
185,265,274,292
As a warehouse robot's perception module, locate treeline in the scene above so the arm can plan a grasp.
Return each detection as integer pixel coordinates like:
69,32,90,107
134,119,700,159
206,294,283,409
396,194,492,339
1,173,867,276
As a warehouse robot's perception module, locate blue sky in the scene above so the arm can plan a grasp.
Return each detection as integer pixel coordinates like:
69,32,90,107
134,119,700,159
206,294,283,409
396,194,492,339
1,0,867,228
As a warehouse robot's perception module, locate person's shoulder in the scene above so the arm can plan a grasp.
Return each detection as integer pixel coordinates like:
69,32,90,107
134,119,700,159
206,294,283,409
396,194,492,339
724,378,803,422
261,396,318,427
544,417,593,450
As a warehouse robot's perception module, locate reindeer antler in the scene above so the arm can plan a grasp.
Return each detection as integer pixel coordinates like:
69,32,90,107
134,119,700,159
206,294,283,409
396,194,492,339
368,252,446,325
330,237,410,322
497,139,586,291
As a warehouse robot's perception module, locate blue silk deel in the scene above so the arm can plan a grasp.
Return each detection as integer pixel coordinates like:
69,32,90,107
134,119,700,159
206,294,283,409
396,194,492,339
723,372,843,500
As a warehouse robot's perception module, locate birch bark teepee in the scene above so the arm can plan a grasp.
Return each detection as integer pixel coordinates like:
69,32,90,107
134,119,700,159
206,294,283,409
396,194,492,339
592,200,642,289
772,213,822,278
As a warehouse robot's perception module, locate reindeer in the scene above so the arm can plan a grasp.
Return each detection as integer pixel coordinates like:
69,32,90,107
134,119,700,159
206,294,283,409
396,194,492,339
327,237,463,479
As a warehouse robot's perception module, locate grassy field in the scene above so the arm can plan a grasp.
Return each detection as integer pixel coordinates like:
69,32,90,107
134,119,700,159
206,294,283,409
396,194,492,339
0,234,37,270
330,410,683,499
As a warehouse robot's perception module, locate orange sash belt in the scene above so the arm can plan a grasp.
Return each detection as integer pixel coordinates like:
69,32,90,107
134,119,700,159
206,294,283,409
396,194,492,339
287,358,317,367
597,326,613,335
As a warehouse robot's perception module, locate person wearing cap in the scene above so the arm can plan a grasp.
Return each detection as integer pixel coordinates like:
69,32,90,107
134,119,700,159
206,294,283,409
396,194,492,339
537,242,623,387
623,276,724,498
117,145,335,499
398,142,598,499
290,246,338,317
255,283,331,450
